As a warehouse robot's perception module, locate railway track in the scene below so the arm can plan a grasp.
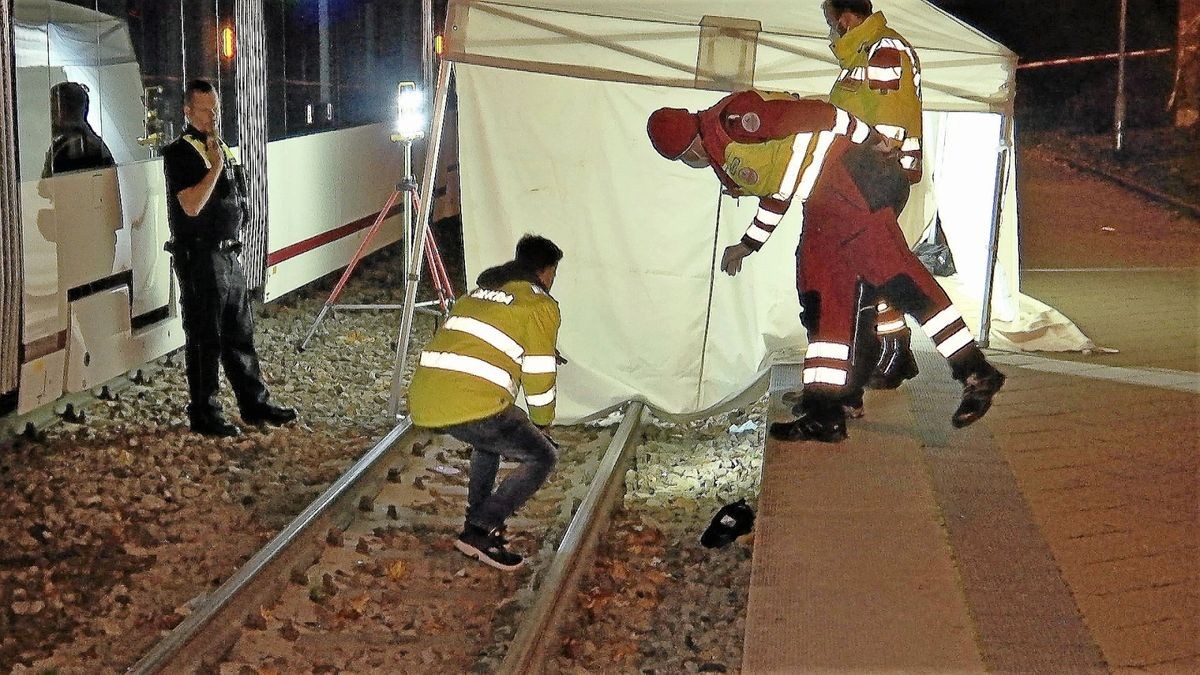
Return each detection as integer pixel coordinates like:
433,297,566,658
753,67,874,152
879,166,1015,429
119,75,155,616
128,403,645,674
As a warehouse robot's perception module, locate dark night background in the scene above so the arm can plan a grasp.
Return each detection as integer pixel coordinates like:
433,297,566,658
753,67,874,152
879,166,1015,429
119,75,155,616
931,0,1181,131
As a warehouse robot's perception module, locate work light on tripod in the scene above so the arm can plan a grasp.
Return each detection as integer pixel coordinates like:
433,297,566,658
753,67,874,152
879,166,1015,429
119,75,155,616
392,82,426,143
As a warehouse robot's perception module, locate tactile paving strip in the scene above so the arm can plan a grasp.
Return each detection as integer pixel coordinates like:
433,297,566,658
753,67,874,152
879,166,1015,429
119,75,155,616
906,336,1107,672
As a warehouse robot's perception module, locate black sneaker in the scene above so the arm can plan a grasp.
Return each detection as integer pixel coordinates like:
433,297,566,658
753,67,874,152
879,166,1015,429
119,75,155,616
769,413,848,444
952,367,1006,428
454,525,524,571
190,415,242,438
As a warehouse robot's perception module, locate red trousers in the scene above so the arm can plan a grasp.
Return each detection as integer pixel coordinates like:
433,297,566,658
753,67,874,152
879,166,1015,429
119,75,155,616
795,147,976,399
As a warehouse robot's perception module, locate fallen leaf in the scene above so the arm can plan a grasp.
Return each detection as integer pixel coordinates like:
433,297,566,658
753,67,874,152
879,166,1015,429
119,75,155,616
387,560,407,581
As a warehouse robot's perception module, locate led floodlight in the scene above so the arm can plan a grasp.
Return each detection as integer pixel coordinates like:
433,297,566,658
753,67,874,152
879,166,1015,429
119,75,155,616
392,81,425,142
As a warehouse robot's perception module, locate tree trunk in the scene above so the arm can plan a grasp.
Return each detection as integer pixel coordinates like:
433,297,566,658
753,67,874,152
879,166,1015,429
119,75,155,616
1172,0,1199,127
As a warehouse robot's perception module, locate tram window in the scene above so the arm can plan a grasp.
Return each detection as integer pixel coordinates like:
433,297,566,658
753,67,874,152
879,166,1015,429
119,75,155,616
263,0,423,141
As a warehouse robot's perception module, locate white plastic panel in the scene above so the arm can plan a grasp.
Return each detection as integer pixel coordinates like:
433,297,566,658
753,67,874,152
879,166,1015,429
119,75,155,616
18,349,65,413
65,286,131,393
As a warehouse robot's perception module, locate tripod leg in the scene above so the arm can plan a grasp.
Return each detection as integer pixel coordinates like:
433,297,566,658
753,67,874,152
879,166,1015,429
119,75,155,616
297,188,402,350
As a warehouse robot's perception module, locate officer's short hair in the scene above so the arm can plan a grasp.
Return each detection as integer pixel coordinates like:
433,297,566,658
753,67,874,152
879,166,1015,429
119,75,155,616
183,79,216,107
825,0,873,17
515,235,563,272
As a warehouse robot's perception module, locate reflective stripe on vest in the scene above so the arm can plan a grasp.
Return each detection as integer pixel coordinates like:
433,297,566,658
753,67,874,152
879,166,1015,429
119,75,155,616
526,387,556,407
522,355,557,375
419,351,516,395
443,316,524,363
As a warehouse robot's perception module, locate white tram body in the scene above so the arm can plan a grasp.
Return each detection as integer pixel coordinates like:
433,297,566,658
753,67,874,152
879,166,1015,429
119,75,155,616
2,0,444,420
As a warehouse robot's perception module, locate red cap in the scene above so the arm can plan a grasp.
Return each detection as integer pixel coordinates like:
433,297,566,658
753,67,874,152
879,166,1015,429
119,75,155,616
647,107,699,160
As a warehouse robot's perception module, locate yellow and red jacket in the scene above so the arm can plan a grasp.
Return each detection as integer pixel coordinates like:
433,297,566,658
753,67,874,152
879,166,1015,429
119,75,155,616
408,280,560,428
696,90,877,253
828,12,924,182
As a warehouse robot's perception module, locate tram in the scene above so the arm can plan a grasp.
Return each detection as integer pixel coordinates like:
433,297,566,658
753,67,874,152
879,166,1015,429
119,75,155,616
1,0,452,419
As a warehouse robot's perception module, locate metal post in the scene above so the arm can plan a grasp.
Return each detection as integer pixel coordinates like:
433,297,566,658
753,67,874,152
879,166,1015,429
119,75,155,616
978,114,1012,349
402,139,414,282
318,0,331,107
422,0,434,94
387,60,453,418
1115,0,1128,150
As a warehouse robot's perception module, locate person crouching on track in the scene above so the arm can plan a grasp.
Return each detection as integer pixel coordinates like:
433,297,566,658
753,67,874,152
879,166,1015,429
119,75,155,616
408,235,564,571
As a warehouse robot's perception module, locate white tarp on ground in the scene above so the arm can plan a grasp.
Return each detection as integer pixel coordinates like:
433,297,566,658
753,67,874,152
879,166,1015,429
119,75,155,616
449,0,1095,422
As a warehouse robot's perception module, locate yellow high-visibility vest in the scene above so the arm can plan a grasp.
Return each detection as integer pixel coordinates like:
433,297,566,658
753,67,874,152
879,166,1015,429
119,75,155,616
408,279,560,428
828,12,922,151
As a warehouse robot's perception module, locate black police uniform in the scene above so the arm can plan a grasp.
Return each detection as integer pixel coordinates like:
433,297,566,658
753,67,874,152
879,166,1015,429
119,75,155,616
162,125,288,433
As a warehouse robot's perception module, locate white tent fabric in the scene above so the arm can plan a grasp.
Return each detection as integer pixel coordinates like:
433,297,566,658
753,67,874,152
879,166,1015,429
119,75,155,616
447,0,1095,422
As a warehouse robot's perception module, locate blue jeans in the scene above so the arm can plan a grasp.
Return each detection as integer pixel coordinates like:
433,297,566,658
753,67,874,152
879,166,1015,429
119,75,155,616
440,406,558,531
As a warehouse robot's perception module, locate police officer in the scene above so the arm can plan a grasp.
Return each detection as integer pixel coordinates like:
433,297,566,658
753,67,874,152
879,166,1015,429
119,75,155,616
408,235,563,571
163,79,296,437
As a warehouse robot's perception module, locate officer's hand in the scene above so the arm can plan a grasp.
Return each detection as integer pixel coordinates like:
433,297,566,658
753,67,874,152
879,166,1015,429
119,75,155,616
720,243,753,276
205,137,225,170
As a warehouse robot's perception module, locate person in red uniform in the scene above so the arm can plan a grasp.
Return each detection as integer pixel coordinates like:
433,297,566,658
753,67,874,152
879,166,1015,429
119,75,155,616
647,90,1005,442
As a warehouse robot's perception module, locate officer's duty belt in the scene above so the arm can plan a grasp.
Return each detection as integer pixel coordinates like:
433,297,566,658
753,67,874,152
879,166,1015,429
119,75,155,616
166,238,243,254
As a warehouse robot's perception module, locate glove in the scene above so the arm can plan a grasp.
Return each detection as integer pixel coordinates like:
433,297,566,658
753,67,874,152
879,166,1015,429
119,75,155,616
720,243,753,276
555,349,568,365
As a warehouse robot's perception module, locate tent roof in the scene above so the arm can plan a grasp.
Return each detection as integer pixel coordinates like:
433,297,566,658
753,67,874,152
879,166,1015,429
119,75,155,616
447,0,1016,112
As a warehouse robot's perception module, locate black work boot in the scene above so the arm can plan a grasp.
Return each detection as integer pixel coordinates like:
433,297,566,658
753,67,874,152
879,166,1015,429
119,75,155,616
867,331,919,390
190,414,242,438
454,523,523,571
770,398,848,444
790,392,864,419
952,366,1006,428
241,403,298,426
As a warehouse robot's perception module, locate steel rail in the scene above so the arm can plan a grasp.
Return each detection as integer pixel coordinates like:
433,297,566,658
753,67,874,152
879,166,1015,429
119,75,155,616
129,418,418,674
500,401,645,675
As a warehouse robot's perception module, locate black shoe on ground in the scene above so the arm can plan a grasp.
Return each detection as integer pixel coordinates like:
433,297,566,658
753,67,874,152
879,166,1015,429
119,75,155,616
769,413,848,444
190,415,242,438
454,524,523,571
867,347,919,390
241,403,298,426
791,400,864,420
952,367,1006,428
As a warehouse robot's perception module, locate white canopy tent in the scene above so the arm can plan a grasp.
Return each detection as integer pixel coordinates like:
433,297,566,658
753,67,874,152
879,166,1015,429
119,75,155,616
397,0,1096,423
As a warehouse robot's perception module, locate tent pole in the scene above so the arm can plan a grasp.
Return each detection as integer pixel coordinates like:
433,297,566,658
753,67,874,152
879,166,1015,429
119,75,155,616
978,113,1011,349
387,59,454,419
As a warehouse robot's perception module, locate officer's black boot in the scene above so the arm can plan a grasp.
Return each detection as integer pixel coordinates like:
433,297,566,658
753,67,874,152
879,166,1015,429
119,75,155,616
867,329,919,390
770,394,848,443
949,350,1006,428
189,410,241,437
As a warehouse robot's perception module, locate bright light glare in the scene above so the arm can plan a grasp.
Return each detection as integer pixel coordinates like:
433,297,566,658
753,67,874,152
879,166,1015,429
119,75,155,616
395,83,425,140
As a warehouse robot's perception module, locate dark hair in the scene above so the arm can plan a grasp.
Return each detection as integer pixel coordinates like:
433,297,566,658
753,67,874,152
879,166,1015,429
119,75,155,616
183,79,215,107
515,234,563,272
824,0,873,17
476,235,563,290
51,82,89,120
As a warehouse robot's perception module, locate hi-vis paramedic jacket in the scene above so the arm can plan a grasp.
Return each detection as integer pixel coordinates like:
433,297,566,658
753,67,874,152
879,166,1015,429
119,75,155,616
408,280,560,428
696,90,878,253
828,12,924,183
